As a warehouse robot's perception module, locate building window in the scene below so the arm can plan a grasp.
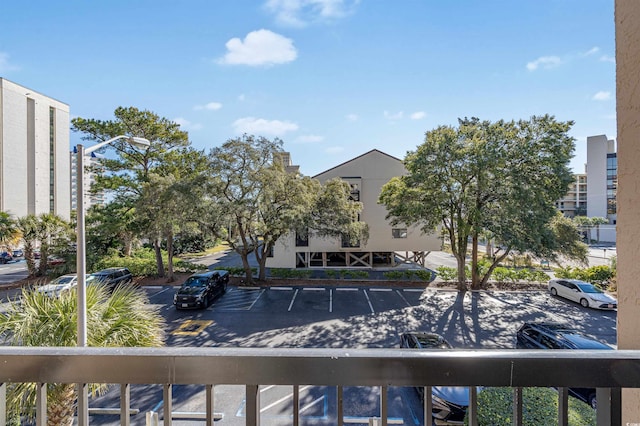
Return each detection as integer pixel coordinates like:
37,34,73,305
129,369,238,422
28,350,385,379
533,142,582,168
49,107,56,213
295,231,309,247
341,235,360,248
349,183,360,201
392,228,407,238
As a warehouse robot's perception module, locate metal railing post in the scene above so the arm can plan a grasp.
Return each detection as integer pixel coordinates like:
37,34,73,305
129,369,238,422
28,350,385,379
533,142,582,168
0,382,6,425
36,382,46,426
246,384,260,426
293,385,300,426
513,387,523,426
557,387,568,426
121,383,130,426
163,384,172,426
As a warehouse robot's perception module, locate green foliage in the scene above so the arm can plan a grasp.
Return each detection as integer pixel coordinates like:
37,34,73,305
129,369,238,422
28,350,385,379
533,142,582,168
553,265,615,288
383,270,406,280
269,268,313,279
465,387,595,425
94,248,205,276
414,269,434,281
491,267,511,282
214,266,256,277
436,266,457,281
342,270,369,279
325,270,340,279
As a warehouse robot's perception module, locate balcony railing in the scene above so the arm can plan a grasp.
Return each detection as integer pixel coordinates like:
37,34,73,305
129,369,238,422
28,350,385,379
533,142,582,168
0,347,638,425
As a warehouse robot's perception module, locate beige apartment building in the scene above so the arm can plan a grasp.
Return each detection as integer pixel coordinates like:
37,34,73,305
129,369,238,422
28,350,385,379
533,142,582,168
0,78,70,220
267,149,441,269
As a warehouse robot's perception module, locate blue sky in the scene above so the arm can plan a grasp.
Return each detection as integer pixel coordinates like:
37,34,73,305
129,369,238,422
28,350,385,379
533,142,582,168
0,1,615,176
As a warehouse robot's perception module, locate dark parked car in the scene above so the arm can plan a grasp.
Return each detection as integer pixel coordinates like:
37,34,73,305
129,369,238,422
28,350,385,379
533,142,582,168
516,322,613,409
0,252,13,264
12,249,23,258
90,267,133,291
399,332,470,424
174,270,229,310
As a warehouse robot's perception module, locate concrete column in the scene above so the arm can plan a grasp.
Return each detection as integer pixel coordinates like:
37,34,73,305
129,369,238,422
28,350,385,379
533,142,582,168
615,0,640,422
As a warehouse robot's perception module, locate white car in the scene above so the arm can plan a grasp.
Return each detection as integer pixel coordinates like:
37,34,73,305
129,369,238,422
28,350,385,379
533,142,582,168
548,278,617,310
36,274,96,298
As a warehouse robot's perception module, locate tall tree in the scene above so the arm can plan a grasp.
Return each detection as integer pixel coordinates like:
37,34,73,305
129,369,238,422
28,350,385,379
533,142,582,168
72,107,190,276
15,215,40,276
207,135,367,283
35,213,72,276
0,284,165,425
380,116,575,290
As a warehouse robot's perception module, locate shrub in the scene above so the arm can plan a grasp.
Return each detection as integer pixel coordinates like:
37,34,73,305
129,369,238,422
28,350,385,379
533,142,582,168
436,266,457,281
325,270,340,279
491,267,511,283
93,248,207,276
414,269,433,281
269,268,312,279
214,266,256,277
581,265,614,288
343,270,369,279
465,387,595,425
383,271,406,280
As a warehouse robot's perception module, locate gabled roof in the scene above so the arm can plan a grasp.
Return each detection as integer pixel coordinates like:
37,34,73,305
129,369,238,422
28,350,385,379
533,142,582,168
312,149,402,178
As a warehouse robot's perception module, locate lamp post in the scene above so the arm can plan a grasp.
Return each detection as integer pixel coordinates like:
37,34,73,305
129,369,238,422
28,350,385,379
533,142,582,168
76,135,150,346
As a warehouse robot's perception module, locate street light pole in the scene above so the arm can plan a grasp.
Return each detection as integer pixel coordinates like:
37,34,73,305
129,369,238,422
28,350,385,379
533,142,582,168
76,135,150,346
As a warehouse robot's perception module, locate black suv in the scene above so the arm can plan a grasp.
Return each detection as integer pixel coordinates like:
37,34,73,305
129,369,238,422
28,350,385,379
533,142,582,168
516,322,613,408
90,267,133,291
174,270,229,310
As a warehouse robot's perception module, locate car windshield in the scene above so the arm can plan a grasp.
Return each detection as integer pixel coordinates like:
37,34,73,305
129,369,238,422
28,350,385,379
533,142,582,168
51,276,75,285
183,277,207,288
416,335,452,349
577,283,602,293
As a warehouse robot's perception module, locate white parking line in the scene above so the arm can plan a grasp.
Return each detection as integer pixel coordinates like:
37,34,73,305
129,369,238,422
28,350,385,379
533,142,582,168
336,288,359,291
363,290,375,313
247,289,265,310
303,287,325,291
270,287,292,290
288,289,299,312
260,385,312,413
369,288,392,292
403,288,425,292
396,289,411,307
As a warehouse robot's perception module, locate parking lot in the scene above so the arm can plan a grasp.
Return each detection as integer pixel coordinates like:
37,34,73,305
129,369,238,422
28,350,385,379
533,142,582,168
76,283,618,425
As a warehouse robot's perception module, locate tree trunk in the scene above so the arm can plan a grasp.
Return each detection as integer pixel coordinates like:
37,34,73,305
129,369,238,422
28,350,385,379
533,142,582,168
24,242,37,277
255,244,269,281
240,250,253,283
38,243,49,276
166,231,174,283
480,250,511,288
153,238,164,277
471,233,480,290
46,383,76,426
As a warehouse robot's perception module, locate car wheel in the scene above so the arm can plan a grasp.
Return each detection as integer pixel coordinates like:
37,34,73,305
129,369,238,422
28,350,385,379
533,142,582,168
588,393,597,409
580,298,589,308
550,287,557,296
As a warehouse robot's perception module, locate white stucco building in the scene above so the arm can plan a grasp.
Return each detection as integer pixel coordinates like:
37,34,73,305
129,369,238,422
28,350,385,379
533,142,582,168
70,151,106,211
267,149,441,269
0,78,70,220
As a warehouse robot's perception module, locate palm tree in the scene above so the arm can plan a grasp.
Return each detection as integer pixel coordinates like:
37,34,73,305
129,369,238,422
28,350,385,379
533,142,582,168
0,284,165,425
0,211,19,251
35,213,72,276
15,214,39,276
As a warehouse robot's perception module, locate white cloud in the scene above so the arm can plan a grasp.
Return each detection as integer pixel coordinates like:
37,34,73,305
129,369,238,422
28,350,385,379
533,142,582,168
346,113,358,122
600,55,615,63
194,102,222,111
218,29,297,66
592,91,611,101
526,56,562,71
174,117,203,131
583,46,600,56
325,146,344,154
410,111,426,120
232,117,299,136
238,94,246,101
384,111,404,120
265,0,360,27
0,52,19,73
296,134,324,143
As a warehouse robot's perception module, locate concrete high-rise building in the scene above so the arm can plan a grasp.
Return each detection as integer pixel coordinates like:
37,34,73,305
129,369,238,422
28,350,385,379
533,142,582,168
0,78,70,220
70,151,106,211
586,134,617,224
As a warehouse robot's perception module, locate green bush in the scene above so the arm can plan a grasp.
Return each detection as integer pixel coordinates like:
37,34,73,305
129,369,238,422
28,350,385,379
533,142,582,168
414,269,433,281
436,266,457,281
93,248,206,276
465,387,595,425
491,267,511,282
343,270,369,279
325,270,340,279
383,271,406,280
269,268,313,279
213,266,256,277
